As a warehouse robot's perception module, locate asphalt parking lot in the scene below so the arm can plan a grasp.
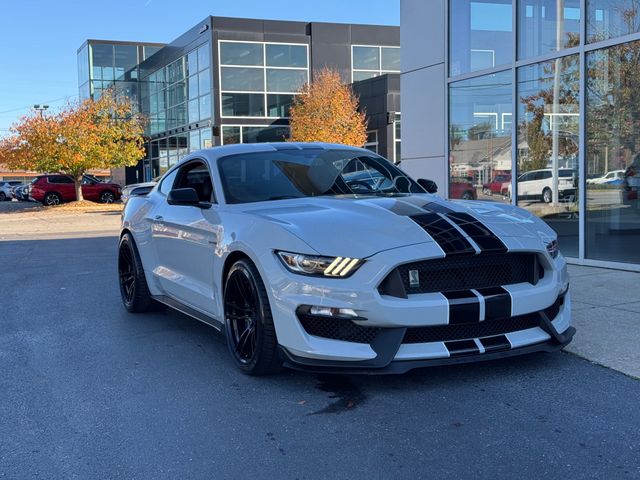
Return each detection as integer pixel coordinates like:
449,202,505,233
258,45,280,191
1,226,639,478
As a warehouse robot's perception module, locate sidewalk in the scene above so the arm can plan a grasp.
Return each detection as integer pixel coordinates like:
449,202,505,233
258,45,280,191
567,264,640,378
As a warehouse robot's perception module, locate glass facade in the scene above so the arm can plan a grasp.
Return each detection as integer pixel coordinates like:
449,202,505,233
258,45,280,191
518,0,581,59
141,43,211,136
586,40,640,263
352,45,401,81
449,71,512,203
449,0,513,76
449,0,640,266
221,125,290,145
219,41,308,118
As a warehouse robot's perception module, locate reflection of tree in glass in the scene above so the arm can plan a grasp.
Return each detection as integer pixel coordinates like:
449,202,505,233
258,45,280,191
518,35,580,173
588,0,640,42
587,39,640,174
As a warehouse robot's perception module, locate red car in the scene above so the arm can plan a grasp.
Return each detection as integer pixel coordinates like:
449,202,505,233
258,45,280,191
482,173,511,196
29,174,122,205
449,177,477,200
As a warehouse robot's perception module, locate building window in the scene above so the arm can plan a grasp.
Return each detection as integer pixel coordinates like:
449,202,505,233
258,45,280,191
351,45,400,82
221,125,291,144
518,0,581,60
218,41,309,119
142,42,211,136
364,131,378,153
449,70,512,203
586,41,640,264
587,0,640,43
449,0,513,77
517,55,580,257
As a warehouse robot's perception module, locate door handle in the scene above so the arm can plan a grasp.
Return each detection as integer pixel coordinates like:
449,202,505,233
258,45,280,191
154,215,163,221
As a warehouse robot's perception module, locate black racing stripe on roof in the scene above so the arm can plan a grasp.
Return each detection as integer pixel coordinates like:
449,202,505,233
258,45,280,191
409,213,476,256
445,212,508,254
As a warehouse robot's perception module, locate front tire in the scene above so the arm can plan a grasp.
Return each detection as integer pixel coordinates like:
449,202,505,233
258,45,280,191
0,192,5,201
223,259,281,375
542,187,552,203
100,191,115,203
462,190,474,200
43,192,61,206
118,233,164,313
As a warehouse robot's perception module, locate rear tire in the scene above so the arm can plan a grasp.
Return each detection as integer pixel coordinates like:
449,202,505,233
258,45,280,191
223,259,281,375
43,192,61,206
542,187,552,203
462,190,474,200
0,192,5,201
118,233,165,313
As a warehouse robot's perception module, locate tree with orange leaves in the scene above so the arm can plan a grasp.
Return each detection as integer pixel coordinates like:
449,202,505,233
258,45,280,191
0,90,146,201
288,69,367,147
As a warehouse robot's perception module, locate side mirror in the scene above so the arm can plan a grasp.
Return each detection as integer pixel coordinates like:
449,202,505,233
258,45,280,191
167,187,210,208
417,178,438,194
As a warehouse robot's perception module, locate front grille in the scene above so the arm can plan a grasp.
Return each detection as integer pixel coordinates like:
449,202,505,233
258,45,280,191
298,313,381,344
403,314,539,344
402,295,564,344
381,252,540,296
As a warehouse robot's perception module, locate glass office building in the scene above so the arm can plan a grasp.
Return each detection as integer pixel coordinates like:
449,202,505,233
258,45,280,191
402,0,640,269
79,17,400,183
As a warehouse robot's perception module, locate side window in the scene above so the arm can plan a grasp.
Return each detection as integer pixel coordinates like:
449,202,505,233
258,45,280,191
159,169,179,196
541,171,553,180
174,160,215,203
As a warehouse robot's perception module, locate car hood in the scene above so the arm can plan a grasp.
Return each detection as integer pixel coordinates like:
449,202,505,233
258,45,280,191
240,194,550,258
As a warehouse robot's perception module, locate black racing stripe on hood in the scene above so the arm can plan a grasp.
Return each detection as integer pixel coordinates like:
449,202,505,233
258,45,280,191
421,201,454,214
445,212,508,253
409,213,476,256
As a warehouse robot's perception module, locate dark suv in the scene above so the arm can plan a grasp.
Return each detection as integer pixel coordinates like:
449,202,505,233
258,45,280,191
29,174,122,205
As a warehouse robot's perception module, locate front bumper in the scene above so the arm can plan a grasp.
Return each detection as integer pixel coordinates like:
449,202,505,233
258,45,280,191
279,293,574,374
262,241,572,374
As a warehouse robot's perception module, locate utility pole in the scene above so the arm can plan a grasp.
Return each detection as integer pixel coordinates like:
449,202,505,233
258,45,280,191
33,104,49,118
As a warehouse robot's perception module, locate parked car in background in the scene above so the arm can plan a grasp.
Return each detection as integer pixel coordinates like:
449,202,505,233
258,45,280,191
587,170,625,185
0,181,23,201
449,176,477,200
512,168,576,203
29,174,122,205
121,178,159,204
482,174,511,196
12,184,30,201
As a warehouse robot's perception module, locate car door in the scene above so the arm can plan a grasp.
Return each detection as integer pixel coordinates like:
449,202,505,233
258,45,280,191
151,159,222,317
517,172,532,199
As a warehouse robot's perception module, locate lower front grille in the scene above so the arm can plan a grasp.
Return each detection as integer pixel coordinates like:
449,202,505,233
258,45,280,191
298,313,381,344
403,295,564,344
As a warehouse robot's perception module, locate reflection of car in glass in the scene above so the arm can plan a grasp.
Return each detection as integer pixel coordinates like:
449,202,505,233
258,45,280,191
513,168,575,203
449,176,477,200
119,143,573,375
623,161,640,207
482,174,511,195
587,170,625,185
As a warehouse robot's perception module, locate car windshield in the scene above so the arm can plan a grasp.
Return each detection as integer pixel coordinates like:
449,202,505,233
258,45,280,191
217,149,423,204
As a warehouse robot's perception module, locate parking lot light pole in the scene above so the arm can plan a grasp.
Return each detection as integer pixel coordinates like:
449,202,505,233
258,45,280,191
33,104,49,118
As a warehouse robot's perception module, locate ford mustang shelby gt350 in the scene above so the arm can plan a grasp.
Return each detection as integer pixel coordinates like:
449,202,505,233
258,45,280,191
118,143,574,375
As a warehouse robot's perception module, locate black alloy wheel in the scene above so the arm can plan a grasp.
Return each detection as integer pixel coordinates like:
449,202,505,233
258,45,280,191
101,191,115,203
224,259,281,375
44,192,61,206
118,233,163,313
0,192,6,201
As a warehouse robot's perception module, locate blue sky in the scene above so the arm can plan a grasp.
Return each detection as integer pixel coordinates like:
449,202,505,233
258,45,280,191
0,0,399,135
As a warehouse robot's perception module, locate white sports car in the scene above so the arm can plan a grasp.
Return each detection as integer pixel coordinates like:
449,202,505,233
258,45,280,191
119,143,574,375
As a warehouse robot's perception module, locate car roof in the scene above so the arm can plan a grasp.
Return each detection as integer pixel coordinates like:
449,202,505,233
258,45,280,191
181,142,372,164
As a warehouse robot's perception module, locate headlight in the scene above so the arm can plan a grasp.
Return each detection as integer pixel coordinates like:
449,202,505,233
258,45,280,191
545,239,559,258
276,251,363,277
